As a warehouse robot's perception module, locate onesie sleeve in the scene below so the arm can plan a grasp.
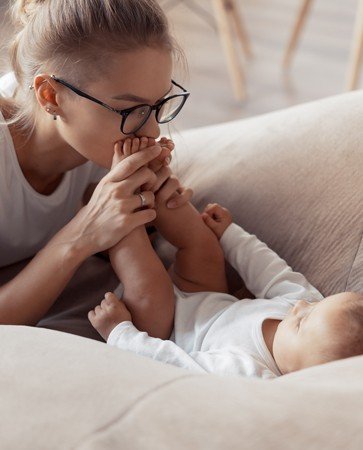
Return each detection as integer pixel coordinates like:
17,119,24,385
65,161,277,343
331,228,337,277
107,321,208,373
107,322,279,377
219,223,323,302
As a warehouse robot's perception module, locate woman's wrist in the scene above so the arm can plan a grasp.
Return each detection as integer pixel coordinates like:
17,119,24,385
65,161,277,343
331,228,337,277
47,211,96,262
109,225,147,256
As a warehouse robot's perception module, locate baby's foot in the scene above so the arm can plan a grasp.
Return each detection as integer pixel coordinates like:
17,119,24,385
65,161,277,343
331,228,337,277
122,137,174,167
88,292,132,341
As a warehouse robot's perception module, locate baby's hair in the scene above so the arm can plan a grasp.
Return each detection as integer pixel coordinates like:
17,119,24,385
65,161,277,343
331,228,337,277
0,0,186,135
323,292,363,363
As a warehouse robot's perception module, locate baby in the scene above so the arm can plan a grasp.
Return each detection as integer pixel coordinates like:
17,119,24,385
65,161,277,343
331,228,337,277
88,138,363,378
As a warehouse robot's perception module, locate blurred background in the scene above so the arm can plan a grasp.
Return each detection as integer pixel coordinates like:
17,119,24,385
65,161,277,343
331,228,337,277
0,0,361,131
160,0,360,130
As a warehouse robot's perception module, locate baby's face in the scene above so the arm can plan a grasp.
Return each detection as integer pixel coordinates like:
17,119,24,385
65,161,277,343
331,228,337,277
272,292,354,374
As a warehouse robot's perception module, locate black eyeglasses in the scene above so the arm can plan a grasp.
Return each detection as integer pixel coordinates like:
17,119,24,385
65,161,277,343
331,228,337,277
51,75,190,135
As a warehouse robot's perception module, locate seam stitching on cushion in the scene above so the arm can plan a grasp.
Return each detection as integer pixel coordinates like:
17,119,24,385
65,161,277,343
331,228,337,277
72,373,199,449
345,228,363,291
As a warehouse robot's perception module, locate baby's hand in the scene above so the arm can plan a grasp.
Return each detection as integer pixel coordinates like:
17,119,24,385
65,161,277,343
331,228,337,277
202,203,233,239
88,292,132,341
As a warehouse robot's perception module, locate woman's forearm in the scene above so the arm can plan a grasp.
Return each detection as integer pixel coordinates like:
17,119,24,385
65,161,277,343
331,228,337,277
0,223,91,326
109,226,175,339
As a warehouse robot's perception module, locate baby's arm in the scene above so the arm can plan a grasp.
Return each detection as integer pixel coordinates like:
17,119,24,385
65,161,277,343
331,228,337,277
203,204,323,302
153,177,228,294
103,302,270,377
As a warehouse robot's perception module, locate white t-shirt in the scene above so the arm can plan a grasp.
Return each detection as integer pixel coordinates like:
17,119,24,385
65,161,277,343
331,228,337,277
0,74,108,267
108,223,323,379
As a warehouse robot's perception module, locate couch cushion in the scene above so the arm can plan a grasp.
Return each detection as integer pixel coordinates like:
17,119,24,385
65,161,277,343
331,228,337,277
159,91,363,297
1,325,362,450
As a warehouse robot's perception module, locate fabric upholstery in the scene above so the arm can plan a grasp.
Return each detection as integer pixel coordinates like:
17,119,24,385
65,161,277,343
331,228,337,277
1,91,362,449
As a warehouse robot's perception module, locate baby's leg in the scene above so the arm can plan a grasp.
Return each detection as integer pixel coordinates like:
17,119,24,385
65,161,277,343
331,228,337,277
106,137,175,340
154,183,228,294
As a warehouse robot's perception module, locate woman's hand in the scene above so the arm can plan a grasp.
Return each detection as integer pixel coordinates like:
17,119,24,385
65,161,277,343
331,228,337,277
126,136,193,209
69,142,162,256
154,174,194,208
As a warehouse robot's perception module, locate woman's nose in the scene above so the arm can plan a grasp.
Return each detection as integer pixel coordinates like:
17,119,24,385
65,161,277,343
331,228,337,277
136,114,160,140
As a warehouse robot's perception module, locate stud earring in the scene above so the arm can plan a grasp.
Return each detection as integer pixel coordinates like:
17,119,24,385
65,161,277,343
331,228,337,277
46,107,57,120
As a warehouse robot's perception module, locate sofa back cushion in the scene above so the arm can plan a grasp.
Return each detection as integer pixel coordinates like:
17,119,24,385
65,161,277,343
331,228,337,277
158,91,363,297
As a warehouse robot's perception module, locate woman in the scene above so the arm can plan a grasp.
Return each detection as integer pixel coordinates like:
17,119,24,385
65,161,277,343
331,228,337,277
0,0,192,326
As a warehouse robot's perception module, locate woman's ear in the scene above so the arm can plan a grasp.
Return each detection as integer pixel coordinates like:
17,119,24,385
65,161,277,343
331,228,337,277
33,74,59,112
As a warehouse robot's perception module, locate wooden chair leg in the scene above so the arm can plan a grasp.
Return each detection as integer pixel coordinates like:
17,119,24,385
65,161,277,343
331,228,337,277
212,0,246,101
283,0,314,68
346,0,363,90
228,0,253,58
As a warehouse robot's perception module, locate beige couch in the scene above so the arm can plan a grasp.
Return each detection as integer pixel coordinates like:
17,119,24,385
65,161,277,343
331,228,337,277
0,91,362,449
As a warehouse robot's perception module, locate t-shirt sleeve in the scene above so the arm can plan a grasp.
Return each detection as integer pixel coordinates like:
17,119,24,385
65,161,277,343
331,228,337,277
220,223,323,302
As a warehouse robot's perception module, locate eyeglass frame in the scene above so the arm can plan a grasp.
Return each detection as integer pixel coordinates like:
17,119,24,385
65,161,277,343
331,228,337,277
50,75,190,135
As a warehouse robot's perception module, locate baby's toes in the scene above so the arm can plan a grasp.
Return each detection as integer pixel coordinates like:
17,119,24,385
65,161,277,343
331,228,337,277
139,136,148,150
165,139,175,150
131,137,140,154
122,138,132,156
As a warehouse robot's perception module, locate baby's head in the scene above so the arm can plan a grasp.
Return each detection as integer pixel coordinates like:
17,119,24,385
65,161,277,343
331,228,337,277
272,291,363,374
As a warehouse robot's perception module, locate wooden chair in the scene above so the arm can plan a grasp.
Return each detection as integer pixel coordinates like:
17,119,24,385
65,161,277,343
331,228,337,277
163,0,252,100
283,0,363,90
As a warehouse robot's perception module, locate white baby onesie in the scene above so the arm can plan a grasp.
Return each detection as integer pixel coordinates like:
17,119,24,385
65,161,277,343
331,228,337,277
108,223,323,379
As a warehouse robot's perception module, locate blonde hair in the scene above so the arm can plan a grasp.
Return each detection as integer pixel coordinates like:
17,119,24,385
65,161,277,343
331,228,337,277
0,0,186,135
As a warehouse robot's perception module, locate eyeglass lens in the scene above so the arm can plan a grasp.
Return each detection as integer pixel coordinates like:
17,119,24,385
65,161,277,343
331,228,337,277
122,96,186,134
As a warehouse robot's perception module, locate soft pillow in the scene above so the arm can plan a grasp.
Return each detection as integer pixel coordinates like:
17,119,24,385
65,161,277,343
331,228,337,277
157,91,363,297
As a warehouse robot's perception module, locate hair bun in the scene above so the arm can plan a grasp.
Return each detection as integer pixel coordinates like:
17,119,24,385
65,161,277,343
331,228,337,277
13,0,47,26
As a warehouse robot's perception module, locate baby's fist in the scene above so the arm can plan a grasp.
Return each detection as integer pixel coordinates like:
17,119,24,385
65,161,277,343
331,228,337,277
88,292,132,341
202,203,232,239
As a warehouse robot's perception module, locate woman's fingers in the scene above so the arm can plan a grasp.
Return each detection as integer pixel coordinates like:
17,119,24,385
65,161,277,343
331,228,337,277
130,190,155,210
167,187,193,208
119,166,157,195
130,208,157,229
106,144,162,183
143,165,172,192
155,175,181,204
148,148,171,172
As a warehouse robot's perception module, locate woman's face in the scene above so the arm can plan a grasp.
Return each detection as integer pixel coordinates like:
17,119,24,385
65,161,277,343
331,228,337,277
54,47,173,168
